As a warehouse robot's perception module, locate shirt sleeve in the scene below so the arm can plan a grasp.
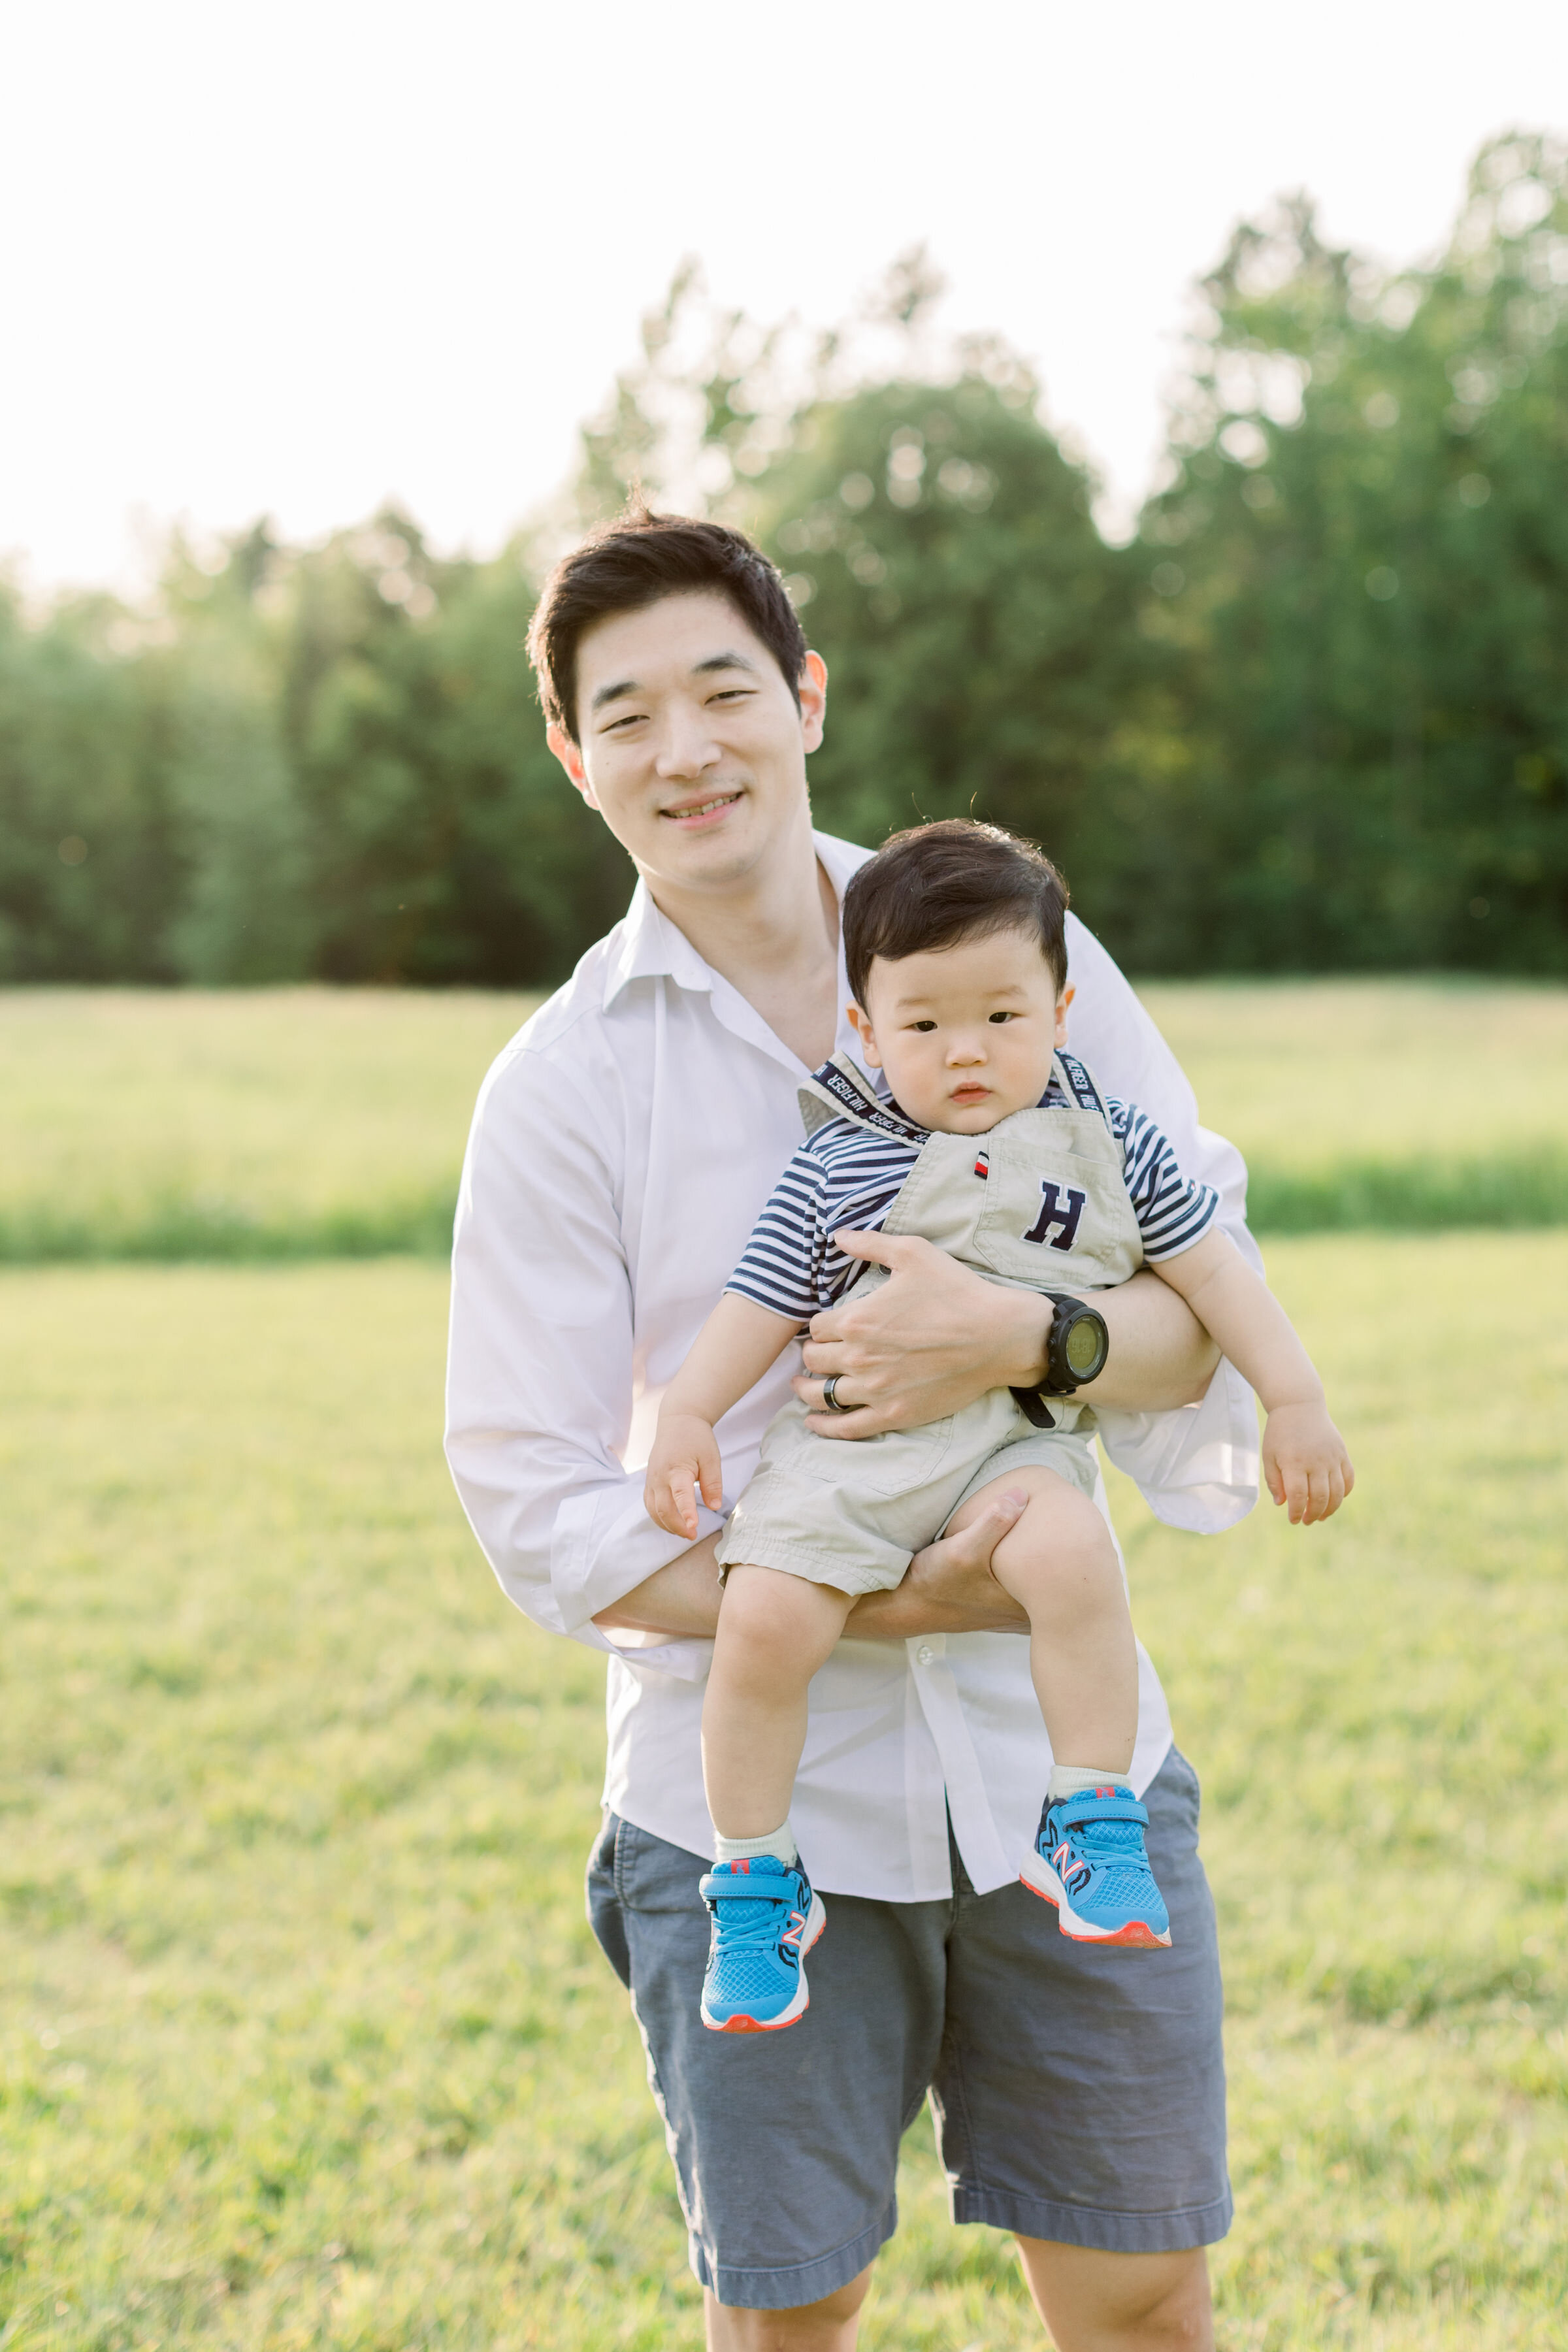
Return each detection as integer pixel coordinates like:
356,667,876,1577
1062,913,1262,1533
1064,914,1259,1273
725,1144,828,1322
443,1028,715,1680
1109,1099,1220,1262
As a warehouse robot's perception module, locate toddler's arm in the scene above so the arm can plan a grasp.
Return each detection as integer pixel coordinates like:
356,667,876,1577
1150,1231,1354,1524
645,1294,804,1540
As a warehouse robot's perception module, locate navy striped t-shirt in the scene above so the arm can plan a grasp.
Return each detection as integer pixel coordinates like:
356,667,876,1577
727,1075,1219,1324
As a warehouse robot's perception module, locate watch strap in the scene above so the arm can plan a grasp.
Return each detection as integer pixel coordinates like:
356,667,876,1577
1009,1384,1058,1430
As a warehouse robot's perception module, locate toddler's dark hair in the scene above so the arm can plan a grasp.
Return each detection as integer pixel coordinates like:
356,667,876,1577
842,821,1070,1007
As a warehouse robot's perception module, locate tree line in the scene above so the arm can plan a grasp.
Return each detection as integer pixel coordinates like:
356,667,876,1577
3,131,1565,987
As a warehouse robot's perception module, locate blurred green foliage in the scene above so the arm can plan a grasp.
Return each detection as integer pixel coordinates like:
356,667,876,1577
2,131,1565,985
0,524,629,987
1128,130,1568,971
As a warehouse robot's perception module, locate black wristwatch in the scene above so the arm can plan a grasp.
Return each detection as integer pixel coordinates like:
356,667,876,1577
1009,1293,1110,1430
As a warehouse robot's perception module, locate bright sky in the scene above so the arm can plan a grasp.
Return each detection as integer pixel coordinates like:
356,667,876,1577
4,0,1565,596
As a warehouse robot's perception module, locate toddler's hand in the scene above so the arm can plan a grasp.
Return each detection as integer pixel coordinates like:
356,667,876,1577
1262,1400,1355,1526
645,1413,724,1540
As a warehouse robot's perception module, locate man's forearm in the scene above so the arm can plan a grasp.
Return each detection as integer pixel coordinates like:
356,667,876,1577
1077,1267,1219,1411
591,1513,1034,1646
591,1532,724,1639
985,1264,1217,1408
589,1539,989,1644
845,1581,1028,1640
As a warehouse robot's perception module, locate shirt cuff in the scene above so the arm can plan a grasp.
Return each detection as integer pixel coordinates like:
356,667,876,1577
550,1475,725,1633
1096,1358,1260,1532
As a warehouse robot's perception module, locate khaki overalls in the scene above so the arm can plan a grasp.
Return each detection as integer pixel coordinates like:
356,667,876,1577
715,1050,1145,1596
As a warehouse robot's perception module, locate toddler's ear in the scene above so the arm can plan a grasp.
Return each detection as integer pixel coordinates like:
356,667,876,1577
1054,983,1075,1043
847,1002,883,1066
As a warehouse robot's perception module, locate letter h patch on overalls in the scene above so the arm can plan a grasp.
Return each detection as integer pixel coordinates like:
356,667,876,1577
1022,1180,1088,1251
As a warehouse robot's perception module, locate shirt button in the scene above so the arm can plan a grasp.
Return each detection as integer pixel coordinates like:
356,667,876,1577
916,1645,934,1666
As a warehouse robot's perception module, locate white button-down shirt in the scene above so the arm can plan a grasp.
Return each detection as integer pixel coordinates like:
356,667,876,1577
444,831,1260,1901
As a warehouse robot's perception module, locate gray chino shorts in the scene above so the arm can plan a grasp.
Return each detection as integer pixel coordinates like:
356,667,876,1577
585,1747,1230,2311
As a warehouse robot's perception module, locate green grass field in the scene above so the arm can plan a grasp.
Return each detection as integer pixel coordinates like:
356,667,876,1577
0,991,533,1262
1139,980,1568,1233
3,1238,1565,2349
2,981,1565,1259
4,983,1567,2344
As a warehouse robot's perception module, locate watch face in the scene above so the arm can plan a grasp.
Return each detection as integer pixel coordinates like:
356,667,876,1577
1064,1315,1107,1380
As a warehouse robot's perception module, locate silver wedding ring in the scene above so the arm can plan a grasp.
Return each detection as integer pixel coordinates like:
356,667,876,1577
821,1373,853,1414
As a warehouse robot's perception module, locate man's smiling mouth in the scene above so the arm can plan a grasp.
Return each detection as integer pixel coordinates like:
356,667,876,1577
662,792,743,823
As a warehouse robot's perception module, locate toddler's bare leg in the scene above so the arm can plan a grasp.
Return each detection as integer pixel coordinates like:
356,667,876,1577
703,1567,855,1838
946,1468,1138,1772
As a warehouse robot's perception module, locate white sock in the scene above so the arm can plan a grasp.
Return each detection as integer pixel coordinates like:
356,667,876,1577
1047,1764,1130,1802
713,1821,798,1867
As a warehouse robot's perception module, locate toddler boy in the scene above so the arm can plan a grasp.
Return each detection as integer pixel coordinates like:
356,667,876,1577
645,821,1352,2033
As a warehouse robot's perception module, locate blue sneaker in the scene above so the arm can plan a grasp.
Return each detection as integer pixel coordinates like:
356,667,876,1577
698,1855,826,2033
1020,1784,1172,1948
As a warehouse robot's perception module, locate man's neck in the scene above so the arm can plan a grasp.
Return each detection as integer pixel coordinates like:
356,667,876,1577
640,815,841,1070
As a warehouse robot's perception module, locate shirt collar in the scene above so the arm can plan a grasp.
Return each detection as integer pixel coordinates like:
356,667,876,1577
600,829,872,1009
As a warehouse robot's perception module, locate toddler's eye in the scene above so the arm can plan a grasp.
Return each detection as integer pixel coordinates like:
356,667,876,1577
910,1019,938,1033
988,1011,1017,1024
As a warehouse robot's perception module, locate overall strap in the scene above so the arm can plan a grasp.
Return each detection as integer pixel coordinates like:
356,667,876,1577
798,1053,928,1144
1053,1049,1113,1131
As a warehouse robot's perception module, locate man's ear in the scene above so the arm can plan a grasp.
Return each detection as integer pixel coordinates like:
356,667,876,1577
847,1002,883,1067
546,721,598,810
798,651,828,755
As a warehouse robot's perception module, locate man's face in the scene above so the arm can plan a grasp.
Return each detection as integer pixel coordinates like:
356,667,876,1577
547,591,827,896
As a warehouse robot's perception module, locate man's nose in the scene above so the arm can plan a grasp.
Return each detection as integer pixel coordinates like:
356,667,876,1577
652,702,721,780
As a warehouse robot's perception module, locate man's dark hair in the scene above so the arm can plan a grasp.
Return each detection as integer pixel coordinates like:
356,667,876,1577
527,504,809,742
842,820,1071,1005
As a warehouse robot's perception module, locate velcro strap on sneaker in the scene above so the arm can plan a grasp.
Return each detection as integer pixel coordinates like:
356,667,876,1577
1057,1793,1149,1829
699,1872,792,1904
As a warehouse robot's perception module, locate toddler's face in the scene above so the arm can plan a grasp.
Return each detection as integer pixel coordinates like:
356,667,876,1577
849,926,1071,1134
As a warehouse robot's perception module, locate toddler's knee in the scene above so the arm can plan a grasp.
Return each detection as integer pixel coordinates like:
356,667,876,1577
716,1573,781,1654
719,1566,840,1653
998,1490,1120,1589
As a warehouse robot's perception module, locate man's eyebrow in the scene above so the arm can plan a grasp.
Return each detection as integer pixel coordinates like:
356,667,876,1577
589,649,760,715
692,649,760,678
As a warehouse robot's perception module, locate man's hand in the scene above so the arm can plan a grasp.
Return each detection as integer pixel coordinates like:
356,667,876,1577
645,1413,723,1539
847,1490,1032,1639
1262,1401,1355,1526
794,1231,1052,1437
793,1231,1220,1437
